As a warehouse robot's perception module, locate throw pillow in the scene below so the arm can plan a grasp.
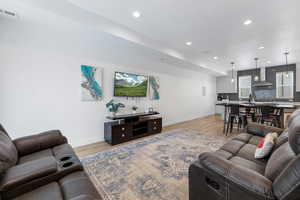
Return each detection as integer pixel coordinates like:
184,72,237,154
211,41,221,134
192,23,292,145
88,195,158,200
255,132,278,159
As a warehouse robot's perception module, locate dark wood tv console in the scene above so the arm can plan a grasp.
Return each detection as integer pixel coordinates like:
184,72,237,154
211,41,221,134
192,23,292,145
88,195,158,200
104,112,162,145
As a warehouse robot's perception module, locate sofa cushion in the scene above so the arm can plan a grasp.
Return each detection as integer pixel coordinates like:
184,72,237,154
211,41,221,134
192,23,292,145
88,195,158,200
232,134,267,164
13,130,67,157
220,140,245,155
287,109,300,128
12,182,63,200
215,149,233,160
0,157,58,191
265,142,296,181
246,122,283,137
18,143,76,165
288,113,300,155
11,172,102,200
220,133,267,164
18,149,53,164
52,143,76,158
59,171,101,200
273,129,289,151
237,143,257,160
233,133,252,143
0,131,18,174
233,133,263,146
247,125,265,137
230,156,265,174
217,133,268,175
237,144,268,166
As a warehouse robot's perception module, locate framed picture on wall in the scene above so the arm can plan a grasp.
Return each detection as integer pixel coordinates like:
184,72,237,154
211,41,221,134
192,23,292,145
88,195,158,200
81,65,103,101
149,76,160,100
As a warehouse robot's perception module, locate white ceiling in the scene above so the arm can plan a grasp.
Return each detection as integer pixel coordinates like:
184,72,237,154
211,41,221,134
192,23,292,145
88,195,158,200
2,0,300,75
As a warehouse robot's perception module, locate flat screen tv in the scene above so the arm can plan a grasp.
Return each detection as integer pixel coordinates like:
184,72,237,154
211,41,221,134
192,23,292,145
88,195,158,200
114,72,148,97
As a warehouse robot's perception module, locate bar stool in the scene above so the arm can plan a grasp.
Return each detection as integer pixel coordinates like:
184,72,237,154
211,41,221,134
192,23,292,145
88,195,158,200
226,105,247,135
257,106,281,127
239,107,255,126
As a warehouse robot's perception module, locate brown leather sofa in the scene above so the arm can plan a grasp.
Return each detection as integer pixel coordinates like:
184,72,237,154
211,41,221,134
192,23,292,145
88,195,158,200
0,124,102,200
189,109,300,200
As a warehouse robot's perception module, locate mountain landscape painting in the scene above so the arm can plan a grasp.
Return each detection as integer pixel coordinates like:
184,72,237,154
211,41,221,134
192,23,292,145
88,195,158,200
81,65,103,101
114,72,148,97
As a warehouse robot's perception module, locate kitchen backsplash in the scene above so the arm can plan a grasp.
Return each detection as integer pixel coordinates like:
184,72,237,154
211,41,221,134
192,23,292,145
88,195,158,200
217,93,238,101
218,64,300,102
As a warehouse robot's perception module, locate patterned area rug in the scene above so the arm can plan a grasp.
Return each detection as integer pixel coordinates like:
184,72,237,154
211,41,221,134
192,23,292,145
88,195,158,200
81,129,228,200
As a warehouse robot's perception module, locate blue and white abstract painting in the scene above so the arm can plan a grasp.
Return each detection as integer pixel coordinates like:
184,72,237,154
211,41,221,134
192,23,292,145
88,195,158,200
81,65,103,101
149,76,160,100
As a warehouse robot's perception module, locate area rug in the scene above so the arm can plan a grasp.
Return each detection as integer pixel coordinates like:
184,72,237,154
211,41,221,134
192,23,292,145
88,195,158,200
81,129,228,200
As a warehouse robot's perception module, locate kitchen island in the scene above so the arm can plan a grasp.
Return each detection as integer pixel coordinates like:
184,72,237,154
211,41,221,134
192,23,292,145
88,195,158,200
216,101,300,134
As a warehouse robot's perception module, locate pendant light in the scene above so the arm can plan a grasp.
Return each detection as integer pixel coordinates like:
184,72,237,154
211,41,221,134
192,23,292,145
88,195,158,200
284,52,289,78
231,62,235,83
254,58,259,81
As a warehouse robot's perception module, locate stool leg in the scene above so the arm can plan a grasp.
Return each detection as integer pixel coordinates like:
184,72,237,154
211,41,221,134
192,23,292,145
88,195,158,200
237,117,240,131
226,117,230,136
230,117,234,133
243,116,247,128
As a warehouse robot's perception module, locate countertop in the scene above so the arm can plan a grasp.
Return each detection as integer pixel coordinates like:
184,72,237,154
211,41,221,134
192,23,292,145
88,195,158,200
216,100,300,106
215,101,300,109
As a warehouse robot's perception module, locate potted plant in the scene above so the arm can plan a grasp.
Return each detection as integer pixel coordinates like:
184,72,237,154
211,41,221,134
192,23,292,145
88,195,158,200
106,100,125,116
132,106,138,114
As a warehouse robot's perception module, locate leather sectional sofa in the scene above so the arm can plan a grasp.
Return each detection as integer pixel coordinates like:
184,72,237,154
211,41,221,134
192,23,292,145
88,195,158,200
189,109,300,200
0,124,102,200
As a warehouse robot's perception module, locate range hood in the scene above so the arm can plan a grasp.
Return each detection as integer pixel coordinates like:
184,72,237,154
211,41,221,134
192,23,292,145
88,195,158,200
253,67,273,87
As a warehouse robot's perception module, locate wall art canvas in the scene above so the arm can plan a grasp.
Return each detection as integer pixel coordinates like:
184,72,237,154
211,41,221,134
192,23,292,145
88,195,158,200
149,76,160,100
81,65,103,101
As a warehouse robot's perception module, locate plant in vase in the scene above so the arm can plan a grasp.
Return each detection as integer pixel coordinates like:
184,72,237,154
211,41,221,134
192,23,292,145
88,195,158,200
132,106,138,114
106,100,125,116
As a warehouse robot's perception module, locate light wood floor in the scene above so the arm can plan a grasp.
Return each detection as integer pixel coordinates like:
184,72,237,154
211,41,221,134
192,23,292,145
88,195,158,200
74,114,239,158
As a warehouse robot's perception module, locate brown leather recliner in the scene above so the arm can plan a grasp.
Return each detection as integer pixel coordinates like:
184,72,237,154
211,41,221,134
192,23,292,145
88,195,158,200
189,109,300,200
0,124,102,200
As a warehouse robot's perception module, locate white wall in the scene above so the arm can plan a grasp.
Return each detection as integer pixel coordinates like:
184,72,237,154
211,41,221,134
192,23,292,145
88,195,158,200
0,18,216,147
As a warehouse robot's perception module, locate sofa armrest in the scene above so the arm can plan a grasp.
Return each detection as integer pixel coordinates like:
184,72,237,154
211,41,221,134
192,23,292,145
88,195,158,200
13,130,68,156
193,152,274,199
0,157,58,191
246,122,283,137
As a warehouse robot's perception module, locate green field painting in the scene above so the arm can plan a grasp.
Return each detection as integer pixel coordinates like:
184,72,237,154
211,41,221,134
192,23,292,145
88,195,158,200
114,72,148,97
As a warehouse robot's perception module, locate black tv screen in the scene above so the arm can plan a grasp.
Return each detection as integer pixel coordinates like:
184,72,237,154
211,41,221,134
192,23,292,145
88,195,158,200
114,72,148,97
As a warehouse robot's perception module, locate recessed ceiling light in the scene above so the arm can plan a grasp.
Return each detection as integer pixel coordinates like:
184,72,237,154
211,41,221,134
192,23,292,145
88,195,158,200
267,61,271,64
258,46,265,50
213,56,219,60
186,41,192,46
243,19,252,25
132,11,141,18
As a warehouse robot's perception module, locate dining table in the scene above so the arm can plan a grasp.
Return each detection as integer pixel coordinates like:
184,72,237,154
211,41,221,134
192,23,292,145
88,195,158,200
216,101,297,134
